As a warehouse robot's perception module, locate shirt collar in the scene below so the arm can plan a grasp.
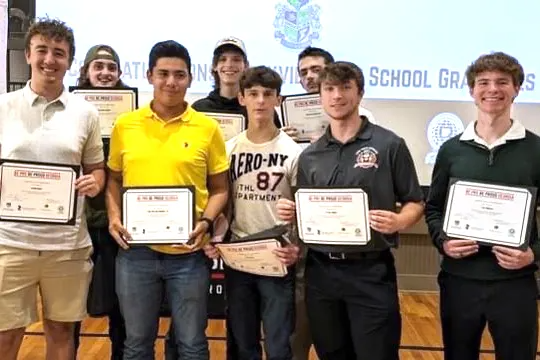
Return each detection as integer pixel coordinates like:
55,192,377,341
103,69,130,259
142,101,193,123
460,119,526,148
23,80,68,107
321,116,373,146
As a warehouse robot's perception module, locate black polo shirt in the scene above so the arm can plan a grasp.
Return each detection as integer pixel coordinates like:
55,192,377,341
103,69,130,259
297,118,423,253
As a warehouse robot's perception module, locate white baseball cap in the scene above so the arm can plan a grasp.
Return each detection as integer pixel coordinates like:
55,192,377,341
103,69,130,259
214,36,247,56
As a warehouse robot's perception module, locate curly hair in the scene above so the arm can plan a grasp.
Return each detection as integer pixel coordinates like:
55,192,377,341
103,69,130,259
465,52,524,88
25,18,75,64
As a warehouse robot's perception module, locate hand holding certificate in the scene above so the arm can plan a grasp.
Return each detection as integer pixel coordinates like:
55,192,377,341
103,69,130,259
281,94,330,142
295,188,371,245
0,160,79,225
70,87,138,137
442,179,537,248
122,186,195,245
215,225,291,277
204,112,245,141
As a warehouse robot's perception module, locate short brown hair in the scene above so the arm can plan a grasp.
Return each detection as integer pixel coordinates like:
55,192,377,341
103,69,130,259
318,61,365,94
239,66,282,95
465,52,524,88
25,18,75,64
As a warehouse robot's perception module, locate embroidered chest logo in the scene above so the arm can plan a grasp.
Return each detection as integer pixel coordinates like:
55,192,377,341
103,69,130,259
354,147,378,169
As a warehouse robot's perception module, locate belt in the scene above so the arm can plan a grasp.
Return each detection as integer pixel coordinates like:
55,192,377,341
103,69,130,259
310,249,389,261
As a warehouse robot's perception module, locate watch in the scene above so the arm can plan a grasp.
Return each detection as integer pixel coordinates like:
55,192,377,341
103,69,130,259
199,217,214,236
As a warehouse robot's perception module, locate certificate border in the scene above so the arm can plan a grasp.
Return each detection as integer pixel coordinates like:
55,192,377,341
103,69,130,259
202,111,246,140
0,159,80,225
216,238,288,277
442,177,537,249
68,86,139,138
280,93,325,144
121,185,196,245
292,186,371,246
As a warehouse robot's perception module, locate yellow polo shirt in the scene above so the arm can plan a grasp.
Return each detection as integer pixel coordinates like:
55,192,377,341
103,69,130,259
108,103,229,254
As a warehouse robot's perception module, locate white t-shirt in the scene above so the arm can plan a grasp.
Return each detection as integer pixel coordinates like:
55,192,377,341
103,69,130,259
0,83,104,250
227,130,302,239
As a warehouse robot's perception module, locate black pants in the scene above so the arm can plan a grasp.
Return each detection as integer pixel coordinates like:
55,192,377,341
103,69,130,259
305,250,400,360
74,227,126,360
73,304,126,360
439,271,538,360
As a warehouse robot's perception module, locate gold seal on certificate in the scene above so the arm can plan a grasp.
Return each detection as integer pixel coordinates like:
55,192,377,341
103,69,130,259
281,93,330,142
295,188,371,245
204,112,245,141
216,239,287,277
69,87,138,137
442,179,537,248
122,186,195,245
0,160,79,225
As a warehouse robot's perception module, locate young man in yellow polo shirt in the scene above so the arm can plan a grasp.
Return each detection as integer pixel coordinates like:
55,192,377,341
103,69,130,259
105,40,229,360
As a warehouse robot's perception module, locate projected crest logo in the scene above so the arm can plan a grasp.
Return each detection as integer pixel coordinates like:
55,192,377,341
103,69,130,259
425,112,465,165
273,0,321,49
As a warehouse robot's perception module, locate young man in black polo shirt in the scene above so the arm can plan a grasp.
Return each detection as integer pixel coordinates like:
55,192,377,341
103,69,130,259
288,47,379,360
276,62,424,360
425,52,540,360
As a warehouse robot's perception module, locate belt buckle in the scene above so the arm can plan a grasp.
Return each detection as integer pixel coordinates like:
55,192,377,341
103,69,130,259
328,252,346,260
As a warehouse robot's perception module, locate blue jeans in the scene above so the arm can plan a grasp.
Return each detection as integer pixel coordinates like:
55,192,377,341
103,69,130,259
116,247,210,360
225,266,295,360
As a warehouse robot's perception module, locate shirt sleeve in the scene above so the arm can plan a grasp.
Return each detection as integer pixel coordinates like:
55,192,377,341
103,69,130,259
107,118,123,172
391,138,423,203
82,108,105,165
207,124,230,175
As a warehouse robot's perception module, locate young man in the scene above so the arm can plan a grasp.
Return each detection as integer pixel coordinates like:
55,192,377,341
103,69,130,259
227,66,300,360
287,46,378,360
277,62,424,360
164,36,260,360
73,44,127,360
77,44,127,88
0,19,105,360
192,36,281,128
204,65,300,359
106,40,229,360
425,52,540,360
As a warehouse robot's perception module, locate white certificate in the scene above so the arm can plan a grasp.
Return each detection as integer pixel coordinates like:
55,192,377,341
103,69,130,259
295,188,371,245
281,94,330,142
443,180,534,247
216,239,287,277
204,112,245,141
122,187,194,244
71,88,137,137
0,161,78,224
